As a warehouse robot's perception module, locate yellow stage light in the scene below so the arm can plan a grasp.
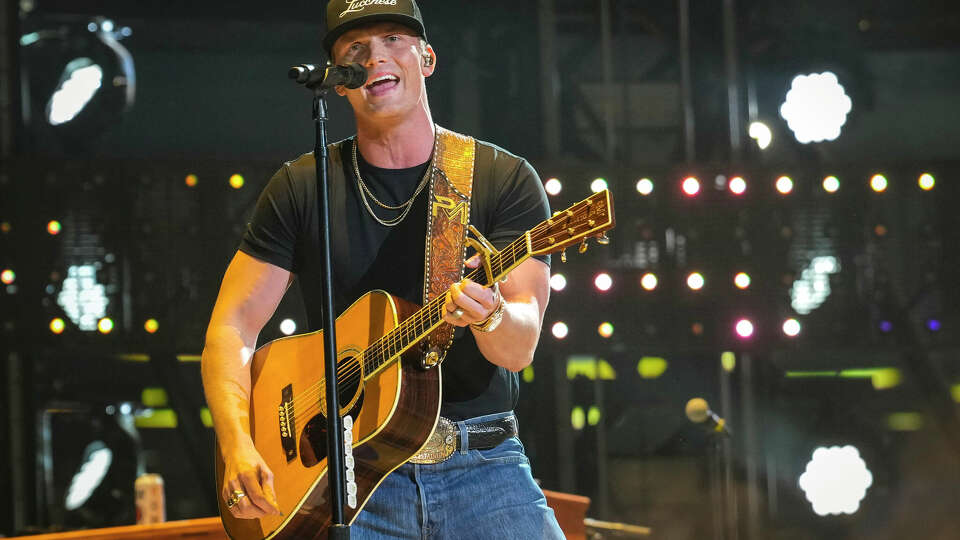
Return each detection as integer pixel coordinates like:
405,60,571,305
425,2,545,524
50,318,66,334
823,176,840,193
598,322,614,338
870,174,888,193
98,317,114,334
640,273,657,291
776,176,794,194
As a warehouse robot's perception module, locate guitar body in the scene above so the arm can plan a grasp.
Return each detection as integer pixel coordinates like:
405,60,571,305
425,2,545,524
215,290,441,540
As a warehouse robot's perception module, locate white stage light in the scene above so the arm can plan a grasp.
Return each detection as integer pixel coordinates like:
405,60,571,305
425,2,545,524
551,322,569,339
280,319,297,335
798,445,873,516
780,72,852,144
791,256,839,315
58,264,109,331
550,273,567,292
544,178,562,196
749,121,772,149
48,60,103,126
591,178,608,193
64,442,113,511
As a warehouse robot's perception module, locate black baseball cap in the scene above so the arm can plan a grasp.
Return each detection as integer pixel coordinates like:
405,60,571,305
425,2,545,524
324,0,427,57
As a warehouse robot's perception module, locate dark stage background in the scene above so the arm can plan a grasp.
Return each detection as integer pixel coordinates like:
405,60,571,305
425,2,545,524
2,1,960,538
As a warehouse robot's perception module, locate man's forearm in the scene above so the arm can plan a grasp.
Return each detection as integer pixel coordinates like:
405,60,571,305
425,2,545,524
472,300,543,372
201,325,257,449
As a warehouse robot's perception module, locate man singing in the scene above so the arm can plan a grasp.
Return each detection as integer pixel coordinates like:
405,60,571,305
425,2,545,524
201,1,564,537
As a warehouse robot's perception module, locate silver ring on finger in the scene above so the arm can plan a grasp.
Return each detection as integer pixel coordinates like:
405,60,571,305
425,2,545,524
452,308,464,319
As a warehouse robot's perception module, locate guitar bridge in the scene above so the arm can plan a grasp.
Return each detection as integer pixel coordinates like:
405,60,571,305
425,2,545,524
279,384,297,463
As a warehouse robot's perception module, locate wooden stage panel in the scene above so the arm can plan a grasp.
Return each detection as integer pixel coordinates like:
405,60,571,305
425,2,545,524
7,517,227,540
543,488,591,540
11,490,591,540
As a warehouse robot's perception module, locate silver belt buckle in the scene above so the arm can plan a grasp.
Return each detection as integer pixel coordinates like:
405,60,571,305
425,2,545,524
408,417,458,464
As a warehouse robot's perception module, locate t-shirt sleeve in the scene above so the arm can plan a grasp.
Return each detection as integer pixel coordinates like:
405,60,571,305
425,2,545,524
485,153,551,267
238,164,304,272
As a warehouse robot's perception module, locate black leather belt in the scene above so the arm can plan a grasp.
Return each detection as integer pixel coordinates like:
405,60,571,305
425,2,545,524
408,415,518,464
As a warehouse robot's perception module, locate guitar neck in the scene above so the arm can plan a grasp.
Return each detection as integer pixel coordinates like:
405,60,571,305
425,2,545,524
361,234,531,377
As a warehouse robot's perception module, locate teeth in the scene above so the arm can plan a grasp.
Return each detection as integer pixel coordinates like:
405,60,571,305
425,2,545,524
367,75,398,87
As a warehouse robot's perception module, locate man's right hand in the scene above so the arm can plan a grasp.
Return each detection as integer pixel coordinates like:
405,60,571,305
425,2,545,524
221,442,282,519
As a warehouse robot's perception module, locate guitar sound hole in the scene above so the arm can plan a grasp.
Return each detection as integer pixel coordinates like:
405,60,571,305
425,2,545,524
299,356,364,468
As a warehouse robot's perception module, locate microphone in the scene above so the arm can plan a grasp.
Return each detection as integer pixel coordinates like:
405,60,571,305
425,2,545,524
288,62,367,90
685,397,732,437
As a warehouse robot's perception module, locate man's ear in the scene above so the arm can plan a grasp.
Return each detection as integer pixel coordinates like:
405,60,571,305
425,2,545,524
421,45,437,77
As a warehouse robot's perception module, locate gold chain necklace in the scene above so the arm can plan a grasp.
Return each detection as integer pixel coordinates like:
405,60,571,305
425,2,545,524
353,130,437,227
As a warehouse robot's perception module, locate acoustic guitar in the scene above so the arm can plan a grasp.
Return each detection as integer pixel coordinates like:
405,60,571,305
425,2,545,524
215,189,615,539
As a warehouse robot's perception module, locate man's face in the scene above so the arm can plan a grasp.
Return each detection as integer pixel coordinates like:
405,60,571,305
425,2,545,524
331,22,435,122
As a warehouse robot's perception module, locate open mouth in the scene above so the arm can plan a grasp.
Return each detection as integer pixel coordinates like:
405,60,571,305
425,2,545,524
365,75,399,91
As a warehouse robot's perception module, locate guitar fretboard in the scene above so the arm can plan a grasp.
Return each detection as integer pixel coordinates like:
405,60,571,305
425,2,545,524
360,234,530,376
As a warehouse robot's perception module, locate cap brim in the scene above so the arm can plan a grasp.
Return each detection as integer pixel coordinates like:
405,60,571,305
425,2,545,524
323,15,426,57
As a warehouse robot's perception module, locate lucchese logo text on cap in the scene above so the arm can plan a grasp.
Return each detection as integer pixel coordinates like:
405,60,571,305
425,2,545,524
340,0,398,18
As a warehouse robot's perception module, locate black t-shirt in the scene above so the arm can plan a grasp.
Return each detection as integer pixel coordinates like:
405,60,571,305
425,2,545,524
239,136,550,420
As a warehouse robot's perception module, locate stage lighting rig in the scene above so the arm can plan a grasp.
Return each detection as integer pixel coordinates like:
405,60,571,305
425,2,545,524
20,16,135,151
39,402,142,528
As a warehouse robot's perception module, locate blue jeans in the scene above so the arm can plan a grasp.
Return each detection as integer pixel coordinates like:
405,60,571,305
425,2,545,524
350,411,565,539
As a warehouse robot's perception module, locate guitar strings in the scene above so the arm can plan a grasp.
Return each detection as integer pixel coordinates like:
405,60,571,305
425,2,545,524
285,232,560,421
284,226,571,422
285,243,518,419
285,263,481,419
283,205,602,422
287,297,449,420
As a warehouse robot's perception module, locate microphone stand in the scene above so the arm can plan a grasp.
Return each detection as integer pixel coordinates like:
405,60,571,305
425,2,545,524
311,86,350,539
708,436,725,540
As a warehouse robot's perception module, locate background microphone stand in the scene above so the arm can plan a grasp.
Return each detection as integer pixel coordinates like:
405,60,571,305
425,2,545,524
687,397,736,540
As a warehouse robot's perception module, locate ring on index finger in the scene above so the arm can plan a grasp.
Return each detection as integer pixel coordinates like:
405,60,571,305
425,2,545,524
452,308,465,319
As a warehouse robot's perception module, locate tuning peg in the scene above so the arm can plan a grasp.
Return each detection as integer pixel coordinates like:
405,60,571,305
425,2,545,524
578,238,589,253
560,249,567,263
597,233,610,245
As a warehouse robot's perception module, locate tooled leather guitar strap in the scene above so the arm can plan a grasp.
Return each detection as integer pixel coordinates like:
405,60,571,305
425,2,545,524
421,126,476,368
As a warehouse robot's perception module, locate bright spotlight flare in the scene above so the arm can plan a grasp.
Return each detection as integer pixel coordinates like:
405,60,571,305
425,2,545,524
780,72,852,144
685,397,731,436
748,121,772,150
48,59,103,126
799,445,873,516
289,62,367,90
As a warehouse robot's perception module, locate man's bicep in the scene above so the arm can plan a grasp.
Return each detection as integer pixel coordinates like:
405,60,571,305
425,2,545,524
208,251,294,341
500,258,550,322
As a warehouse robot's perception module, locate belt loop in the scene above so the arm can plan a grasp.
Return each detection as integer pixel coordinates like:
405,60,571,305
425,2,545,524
457,420,469,455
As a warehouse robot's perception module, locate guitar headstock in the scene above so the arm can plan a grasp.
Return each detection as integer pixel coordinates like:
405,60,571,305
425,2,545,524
529,189,615,256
